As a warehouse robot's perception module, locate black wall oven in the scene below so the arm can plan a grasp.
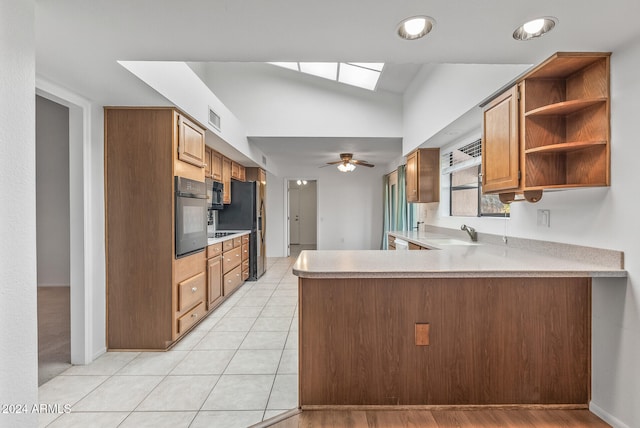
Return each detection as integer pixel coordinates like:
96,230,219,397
175,176,208,258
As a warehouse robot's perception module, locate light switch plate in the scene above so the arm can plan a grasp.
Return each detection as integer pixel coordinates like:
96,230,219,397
537,209,551,227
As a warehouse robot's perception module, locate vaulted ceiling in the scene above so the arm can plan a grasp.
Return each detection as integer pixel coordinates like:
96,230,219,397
35,0,640,168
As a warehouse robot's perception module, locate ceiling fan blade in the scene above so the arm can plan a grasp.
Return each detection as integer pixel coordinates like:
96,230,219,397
351,159,375,167
325,160,343,165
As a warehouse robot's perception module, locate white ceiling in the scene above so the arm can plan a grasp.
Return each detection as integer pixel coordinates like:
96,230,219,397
35,0,640,167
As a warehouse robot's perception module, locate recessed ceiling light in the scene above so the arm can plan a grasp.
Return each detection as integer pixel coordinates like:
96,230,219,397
397,16,435,40
513,17,557,41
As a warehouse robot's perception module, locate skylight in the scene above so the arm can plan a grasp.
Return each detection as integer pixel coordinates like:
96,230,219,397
268,62,384,91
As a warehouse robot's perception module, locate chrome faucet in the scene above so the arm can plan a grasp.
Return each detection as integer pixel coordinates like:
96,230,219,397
461,224,477,242
413,221,424,231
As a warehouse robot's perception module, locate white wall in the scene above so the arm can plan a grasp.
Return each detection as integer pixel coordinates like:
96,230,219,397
36,96,70,287
267,165,383,257
403,63,529,155
0,1,38,426
200,63,403,138
417,40,640,428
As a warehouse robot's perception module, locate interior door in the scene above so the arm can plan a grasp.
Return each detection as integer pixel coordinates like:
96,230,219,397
289,187,300,245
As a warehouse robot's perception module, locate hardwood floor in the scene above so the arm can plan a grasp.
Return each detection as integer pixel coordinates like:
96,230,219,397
260,409,611,427
37,286,71,385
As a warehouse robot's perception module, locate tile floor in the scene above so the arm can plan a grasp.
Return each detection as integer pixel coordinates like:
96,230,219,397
38,256,300,428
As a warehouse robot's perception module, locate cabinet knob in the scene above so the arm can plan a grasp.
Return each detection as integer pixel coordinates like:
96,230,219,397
191,287,197,293
191,312,199,318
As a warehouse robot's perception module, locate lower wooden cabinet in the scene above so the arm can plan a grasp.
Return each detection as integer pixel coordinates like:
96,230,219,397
177,272,206,312
207,255,223,309
224,265,243,295
178,302,205,334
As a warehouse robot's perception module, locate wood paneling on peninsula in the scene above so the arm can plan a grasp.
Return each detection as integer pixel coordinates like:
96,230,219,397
299,277,591,407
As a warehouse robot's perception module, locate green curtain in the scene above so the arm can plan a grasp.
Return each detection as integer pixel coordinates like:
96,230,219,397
395,165,408,231
381,174,390,249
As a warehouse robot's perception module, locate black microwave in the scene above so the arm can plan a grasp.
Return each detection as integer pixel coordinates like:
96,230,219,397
206,178,224,210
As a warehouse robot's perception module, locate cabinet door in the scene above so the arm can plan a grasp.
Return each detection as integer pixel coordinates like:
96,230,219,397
222,156,231,204
211,151,222,181
204,147,213,178
207,256,223,309
406,151,418,202
177,115,206,168
482,85,520,193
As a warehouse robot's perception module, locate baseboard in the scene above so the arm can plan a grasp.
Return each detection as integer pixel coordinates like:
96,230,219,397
92,347,107,362
590,402,630,428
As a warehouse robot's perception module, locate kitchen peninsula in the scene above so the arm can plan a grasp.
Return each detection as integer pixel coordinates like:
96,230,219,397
292,231,625,408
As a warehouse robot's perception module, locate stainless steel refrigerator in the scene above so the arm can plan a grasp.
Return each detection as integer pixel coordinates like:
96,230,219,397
217,179,265,280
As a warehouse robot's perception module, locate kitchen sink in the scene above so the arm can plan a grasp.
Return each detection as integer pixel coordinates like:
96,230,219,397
425,238,479,247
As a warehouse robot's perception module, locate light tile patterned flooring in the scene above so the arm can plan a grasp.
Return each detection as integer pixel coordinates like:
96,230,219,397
38,256,299,428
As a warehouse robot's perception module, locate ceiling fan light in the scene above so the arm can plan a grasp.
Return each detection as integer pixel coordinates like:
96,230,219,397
338,163,356,172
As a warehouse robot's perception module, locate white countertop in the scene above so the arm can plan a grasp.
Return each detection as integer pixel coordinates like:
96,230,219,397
207,230,250,246
292,231,626,279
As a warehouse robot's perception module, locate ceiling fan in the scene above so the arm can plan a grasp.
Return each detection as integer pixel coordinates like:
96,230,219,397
324,153,375,172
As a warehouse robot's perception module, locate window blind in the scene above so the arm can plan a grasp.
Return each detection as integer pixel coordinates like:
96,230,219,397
441,138,482,175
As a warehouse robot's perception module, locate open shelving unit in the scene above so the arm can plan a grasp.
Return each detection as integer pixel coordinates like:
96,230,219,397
521,53,610,190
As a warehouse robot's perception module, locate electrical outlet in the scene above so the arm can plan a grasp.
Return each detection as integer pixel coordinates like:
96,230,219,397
537,209,551,227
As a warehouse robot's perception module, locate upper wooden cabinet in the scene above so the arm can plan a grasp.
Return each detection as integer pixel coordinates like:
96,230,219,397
482,85,520,194
231,161,245,181
222,156,231,204
211,150,222,181
177,114,206,168
482,52,611,202
204,146,213,179
406,148,440,203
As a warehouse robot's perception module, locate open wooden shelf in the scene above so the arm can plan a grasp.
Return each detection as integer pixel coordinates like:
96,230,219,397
525,98,607,117
525,140,607,154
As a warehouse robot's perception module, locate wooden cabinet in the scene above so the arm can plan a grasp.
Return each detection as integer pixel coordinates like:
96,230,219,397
204,146,213,178
482,52,610,202
482,85,520,194
388,234,396,250
105,107,206,350
408,242,422,250
241,234,249,280
211,150,222,181
246,167,266,184
406,148,440,203
231,161,245,181
177,114,206,168
207,255,223,309
222,236,245,295
222,156,231,204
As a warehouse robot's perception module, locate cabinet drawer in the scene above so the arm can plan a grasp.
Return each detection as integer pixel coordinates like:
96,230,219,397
178,272,206,312
207,243,222,258
223,246,242,273
242,234,249,244
177,301,205,335
242,259,249,272
242,269,249,281
241,243,249,261
222,239,234,252
233,237,242,248
223,265,243,295
409,242,422,250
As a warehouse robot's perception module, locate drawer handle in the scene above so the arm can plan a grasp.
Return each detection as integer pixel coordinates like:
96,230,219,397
236,254,240,257
191,287,198,293
236,273,240,277
191,312,199,319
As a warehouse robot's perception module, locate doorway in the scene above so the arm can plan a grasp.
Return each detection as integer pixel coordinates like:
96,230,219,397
36,95,71,384
288,179,318,257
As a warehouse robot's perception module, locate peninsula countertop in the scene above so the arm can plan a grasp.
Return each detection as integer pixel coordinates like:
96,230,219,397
292,231,626,279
